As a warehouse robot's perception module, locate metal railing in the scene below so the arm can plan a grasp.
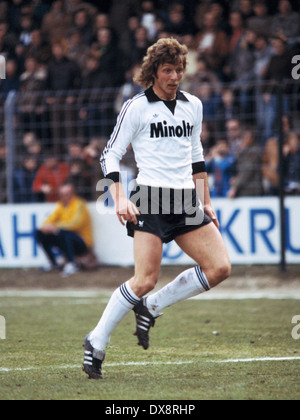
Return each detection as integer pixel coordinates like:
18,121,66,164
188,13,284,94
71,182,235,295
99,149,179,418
0,80,299,206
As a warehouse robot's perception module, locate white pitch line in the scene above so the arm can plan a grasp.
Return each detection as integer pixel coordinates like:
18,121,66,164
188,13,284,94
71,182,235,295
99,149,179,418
0,360,193,373
218,356,300,363
1,357,300,373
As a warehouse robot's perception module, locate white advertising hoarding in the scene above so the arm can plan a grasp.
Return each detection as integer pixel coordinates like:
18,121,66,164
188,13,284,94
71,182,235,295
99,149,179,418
0,197,299,268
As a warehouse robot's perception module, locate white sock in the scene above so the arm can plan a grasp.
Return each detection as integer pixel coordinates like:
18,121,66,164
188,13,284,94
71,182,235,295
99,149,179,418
89,281,140,351
145,267,210,317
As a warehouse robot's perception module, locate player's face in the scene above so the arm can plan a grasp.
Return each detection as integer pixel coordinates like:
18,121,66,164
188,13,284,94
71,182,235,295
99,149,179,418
153,62,184,101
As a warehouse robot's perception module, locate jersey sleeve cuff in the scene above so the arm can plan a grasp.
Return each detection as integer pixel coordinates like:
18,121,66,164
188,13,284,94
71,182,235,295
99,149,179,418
192,161,207,175
105,172,122,183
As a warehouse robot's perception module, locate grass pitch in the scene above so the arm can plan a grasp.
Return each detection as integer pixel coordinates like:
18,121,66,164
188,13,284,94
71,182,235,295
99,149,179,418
0,291,299,400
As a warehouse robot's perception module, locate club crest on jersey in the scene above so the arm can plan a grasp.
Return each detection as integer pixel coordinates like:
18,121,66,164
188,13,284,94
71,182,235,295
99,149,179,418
150,120,194,139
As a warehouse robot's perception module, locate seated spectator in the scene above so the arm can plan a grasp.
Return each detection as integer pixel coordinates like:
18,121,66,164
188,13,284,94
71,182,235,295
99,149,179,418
33,155,69,202
228,130,264,197
283,132,300,195
13,155,41,203
35,182,95,277
206,139,236,198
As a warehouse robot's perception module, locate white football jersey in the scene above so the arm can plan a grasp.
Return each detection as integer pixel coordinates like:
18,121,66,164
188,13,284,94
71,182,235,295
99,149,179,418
100,87,205,189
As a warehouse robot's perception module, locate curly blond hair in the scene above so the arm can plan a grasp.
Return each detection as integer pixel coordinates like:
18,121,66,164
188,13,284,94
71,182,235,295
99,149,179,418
134,38,188,88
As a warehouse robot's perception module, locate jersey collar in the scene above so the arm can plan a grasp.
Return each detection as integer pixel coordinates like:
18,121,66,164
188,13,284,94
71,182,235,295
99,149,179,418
145,87,189,103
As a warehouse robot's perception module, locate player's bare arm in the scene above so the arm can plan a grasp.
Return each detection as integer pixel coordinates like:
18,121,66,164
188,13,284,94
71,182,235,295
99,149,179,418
193,172,219,229
109,181,140,226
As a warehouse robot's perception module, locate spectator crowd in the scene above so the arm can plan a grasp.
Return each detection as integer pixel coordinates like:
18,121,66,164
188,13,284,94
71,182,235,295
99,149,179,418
0,0,299,204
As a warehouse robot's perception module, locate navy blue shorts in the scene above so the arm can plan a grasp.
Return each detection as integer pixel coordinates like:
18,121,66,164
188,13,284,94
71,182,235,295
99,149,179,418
126,185,211,244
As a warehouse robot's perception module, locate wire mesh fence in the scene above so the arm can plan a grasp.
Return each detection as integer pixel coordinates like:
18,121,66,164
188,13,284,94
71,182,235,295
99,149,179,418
0,79,299,204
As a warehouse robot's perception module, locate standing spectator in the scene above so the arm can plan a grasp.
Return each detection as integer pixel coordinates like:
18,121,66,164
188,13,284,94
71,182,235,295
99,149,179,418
228,28,257,123
271,0,300,44
18,56,47,138
78,51,104,138
46,39,81,151
140,0,158,41
238,0,254,21
0,58,19,95
165,3,191,37
130,25,151,67
284,132,300,195
228,130,263,197
19,13,34,47
262,136,279,196
247,0,272,38
13,155,41,203
33,155,69,202
26,29,51,65
252,33,273,136
227,10,244,63
92,28,124,87
216,87,239,133
184,56,221,94
41,0,72,43
71,8,95,46
66,28,90,75
195,11,229,79
206,139,236,198
69,158,93,201
35,182,94,276
226,118,243,157
192,80,221,124
262,34,293,142
108,0,140,57
0,135,6,203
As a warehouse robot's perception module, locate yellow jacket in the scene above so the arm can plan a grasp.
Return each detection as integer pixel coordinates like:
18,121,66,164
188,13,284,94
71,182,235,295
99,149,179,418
44,196,93,248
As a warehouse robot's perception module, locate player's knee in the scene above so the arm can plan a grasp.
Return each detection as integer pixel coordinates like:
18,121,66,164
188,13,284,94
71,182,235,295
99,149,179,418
209,260,231,287
132,274,158,298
